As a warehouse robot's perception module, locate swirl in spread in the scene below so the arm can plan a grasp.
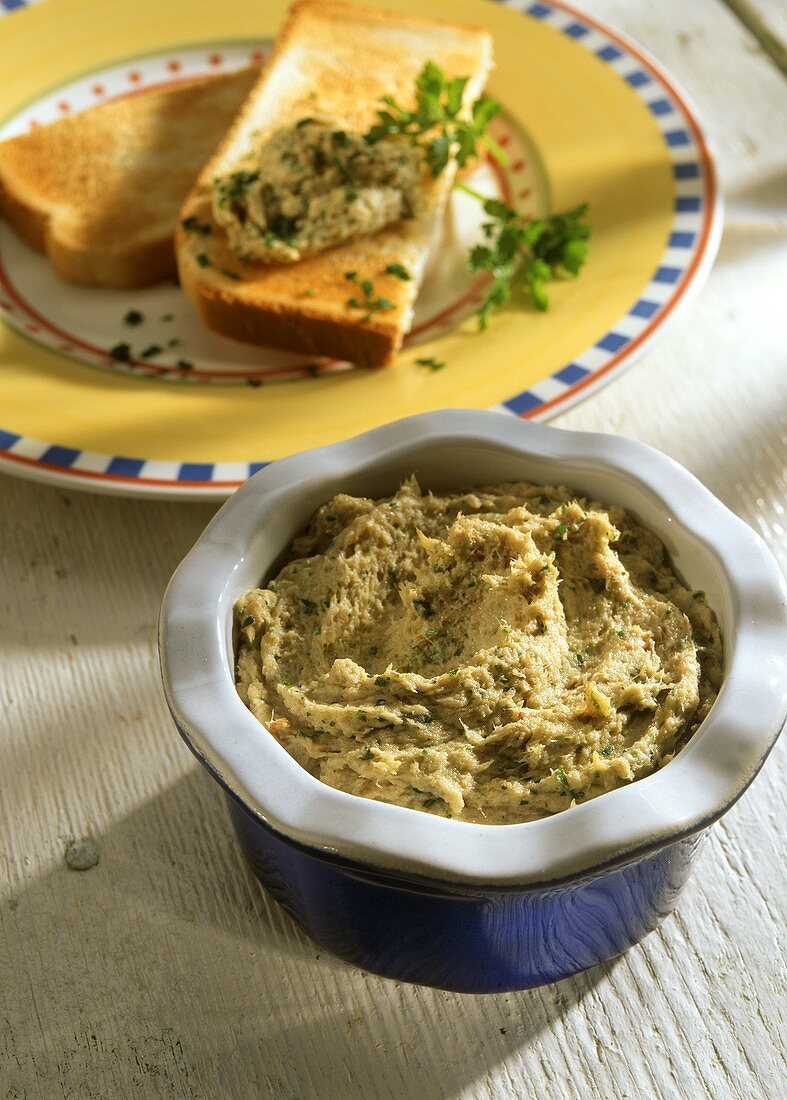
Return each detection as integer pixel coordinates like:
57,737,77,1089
235,479,722,825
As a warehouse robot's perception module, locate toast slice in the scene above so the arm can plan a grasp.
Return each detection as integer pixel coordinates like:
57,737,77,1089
0,68,258,288
177,1,493,368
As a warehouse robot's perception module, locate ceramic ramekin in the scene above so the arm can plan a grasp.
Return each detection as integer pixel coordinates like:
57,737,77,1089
159,410,787,992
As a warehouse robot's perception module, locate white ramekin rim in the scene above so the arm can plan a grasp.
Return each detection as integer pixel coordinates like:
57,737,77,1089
159,410,787,886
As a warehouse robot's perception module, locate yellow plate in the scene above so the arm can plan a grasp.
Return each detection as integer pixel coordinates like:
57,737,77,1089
0,0,720,498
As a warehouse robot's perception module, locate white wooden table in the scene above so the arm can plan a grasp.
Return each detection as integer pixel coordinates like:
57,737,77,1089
1,1,785,1096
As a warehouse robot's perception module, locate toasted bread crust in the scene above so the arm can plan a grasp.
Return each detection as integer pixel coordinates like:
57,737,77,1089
177,0,493,367
0,68,257,288
0,176,175,287
0,173,177,286
46,229,176,289
188,282,397,368
0,178,46,252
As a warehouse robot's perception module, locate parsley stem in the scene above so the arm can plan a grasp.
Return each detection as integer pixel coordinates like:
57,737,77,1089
454,180,489,203
481,132,509,167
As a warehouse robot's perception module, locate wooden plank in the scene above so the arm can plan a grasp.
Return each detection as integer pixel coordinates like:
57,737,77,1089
1,0,785,1097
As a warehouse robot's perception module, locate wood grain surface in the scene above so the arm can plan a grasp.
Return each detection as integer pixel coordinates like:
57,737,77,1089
1,1,785,1097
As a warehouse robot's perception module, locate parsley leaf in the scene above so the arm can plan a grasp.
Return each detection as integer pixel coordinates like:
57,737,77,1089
345,277,395,321
365,61,505,177
385,262,412,281
555,768,573,796
464,192,591,326
110,342,132,363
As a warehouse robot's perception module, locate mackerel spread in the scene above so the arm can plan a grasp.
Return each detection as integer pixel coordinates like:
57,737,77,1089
235,479,722,824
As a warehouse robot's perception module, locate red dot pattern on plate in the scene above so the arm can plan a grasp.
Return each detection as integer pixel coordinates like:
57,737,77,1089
167,60,181,72
498,135,511,148
92,84,104,96
128,71,142,83
512,159,526,172
208,53,223,66
28,120,38,129
57,101,70,113
518,188,532,200
249,49,264,62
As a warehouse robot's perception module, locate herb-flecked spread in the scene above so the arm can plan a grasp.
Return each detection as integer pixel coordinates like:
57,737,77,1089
234,479,723,825
212,118,424,263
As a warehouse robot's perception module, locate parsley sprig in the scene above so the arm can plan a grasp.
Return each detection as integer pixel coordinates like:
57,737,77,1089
365,62,590,328
365,61,506,177
460,187,591,327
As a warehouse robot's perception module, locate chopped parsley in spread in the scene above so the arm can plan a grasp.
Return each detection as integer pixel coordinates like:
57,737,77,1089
235,478,722,825
212,117,424,264
181,216,212,236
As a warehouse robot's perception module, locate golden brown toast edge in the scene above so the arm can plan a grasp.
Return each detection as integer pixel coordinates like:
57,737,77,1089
0,69,258,289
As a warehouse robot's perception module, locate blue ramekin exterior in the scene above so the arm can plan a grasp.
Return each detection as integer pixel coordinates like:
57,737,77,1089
226,791,704,993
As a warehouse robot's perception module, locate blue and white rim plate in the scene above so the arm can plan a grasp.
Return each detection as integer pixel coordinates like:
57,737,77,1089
0,0,721,499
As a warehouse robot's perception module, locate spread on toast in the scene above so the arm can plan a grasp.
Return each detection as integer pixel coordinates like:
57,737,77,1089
213,119,424,263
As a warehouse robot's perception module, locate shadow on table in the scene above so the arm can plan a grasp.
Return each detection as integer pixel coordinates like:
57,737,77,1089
3,763,616,1098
